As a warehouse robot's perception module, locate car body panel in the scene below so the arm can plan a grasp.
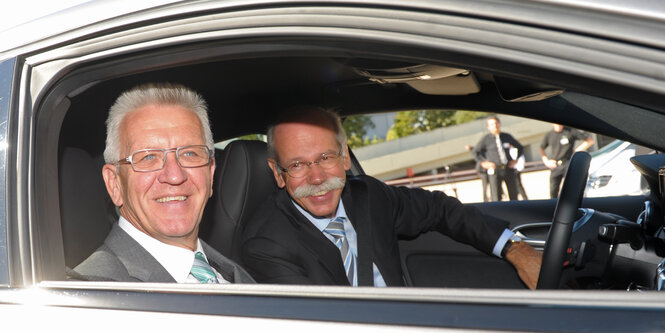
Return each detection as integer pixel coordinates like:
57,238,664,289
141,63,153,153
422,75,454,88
2,283,665,331
0,58,13,286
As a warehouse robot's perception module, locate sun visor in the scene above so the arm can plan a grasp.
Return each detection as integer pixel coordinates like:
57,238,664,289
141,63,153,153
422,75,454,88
406,74,480,95
354,64,480,95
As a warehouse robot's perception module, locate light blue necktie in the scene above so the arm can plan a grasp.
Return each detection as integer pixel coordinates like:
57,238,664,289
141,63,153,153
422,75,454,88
190,251,219,283
324,217,356,286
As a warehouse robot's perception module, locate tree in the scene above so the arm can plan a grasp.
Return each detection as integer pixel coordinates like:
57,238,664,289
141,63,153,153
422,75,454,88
451,110,490,124
387,110,489,140
343,115,376,148
387,110,455,138
237,134,266,141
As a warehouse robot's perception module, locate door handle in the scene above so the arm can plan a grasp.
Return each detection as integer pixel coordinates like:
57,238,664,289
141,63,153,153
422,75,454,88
511,222,551,249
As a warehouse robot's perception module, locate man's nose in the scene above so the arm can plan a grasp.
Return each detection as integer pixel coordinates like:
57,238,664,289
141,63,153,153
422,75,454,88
158,151,187,184
306,162,327,184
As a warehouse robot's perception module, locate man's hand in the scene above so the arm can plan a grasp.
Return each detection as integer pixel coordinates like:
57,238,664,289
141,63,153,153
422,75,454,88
480,161,496,170
505,242,542,290
542,157,558,169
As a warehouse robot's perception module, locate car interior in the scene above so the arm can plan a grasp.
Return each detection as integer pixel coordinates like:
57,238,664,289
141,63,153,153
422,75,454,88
37,44,665,290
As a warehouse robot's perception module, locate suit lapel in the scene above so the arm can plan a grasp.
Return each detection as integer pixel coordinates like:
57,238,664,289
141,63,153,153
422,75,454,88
105,224,176,282
275,189,351,285
342,178,375,286
202,241,236,283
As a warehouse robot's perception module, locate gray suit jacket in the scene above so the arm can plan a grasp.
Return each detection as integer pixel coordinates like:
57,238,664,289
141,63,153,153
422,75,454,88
74,223,255,283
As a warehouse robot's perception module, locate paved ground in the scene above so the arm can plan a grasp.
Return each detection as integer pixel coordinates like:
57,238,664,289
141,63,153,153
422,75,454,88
423,169,553,203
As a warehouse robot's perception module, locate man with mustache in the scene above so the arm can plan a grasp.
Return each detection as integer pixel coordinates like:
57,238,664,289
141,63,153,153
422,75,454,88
240,106,541,288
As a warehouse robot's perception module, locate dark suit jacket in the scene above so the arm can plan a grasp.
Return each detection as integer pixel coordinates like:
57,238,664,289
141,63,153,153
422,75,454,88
74,223,255,283
472,132,524,166
239,176,507,286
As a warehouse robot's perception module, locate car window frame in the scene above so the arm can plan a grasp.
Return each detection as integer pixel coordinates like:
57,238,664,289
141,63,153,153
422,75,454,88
0,58,15,286
4,3,665,330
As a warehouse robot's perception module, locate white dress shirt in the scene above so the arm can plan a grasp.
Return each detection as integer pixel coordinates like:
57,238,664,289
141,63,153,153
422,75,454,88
118,216,229,283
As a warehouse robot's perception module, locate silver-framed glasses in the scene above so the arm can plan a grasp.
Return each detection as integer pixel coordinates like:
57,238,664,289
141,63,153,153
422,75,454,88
277,151,343,178
117,145,212,172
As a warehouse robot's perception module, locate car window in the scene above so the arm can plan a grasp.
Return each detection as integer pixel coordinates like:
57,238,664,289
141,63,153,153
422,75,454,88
348,111,648,203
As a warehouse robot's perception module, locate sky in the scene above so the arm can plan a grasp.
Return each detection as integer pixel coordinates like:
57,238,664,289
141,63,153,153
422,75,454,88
0,0,90,32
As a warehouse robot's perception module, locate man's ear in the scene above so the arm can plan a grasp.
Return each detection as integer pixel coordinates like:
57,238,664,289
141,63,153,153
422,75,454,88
268,159,286,188
208,157,216,198
342,144,352,170
102,164,124,207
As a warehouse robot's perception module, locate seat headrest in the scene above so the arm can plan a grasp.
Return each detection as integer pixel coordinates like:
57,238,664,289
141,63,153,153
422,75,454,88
200,140,276,258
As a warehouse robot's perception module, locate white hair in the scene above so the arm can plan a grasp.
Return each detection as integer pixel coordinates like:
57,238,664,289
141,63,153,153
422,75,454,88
103,83,213,163
266,106,347,162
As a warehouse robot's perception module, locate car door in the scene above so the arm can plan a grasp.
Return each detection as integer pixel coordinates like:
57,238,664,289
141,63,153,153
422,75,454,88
398,196,646,288
0,57,15,287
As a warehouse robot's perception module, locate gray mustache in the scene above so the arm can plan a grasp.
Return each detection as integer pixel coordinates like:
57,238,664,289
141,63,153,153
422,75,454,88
293,176,345,198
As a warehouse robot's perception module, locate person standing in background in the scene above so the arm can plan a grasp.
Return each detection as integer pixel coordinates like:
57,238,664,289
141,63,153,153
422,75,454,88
540,123,594,198
472,116,524,201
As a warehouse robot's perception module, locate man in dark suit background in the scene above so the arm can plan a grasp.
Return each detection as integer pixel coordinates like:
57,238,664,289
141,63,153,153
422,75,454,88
240,106,541,288
541,123,594,198
472,116,524,201
74,83,254,284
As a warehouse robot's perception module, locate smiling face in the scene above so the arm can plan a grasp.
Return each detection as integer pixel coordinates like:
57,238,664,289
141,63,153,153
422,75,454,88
268,120,351,218
102,104,215,250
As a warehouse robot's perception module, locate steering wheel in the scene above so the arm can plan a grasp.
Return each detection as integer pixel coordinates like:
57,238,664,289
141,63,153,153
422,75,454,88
536,151,591,289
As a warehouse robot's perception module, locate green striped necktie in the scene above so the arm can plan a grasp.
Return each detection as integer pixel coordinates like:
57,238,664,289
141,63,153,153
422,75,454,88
190,251,219,283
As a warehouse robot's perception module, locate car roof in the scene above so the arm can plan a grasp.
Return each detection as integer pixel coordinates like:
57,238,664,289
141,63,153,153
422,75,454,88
2,0,665,58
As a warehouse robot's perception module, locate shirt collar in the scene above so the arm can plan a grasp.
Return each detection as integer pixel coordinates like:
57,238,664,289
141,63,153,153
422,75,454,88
293,200,348,232
118,216,205,283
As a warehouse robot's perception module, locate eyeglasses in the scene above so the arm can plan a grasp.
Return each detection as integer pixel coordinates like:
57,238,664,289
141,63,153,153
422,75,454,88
277,151,344,178
116,145,212,172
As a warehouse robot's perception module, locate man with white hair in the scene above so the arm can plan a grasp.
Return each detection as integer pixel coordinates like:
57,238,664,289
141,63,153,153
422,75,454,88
75,83,254,283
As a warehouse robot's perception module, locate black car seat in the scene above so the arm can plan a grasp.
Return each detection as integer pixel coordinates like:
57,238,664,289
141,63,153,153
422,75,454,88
199,140,277,259
59,147,117,269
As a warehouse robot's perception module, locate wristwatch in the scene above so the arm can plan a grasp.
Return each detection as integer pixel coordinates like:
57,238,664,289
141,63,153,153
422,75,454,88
501,233,522,257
